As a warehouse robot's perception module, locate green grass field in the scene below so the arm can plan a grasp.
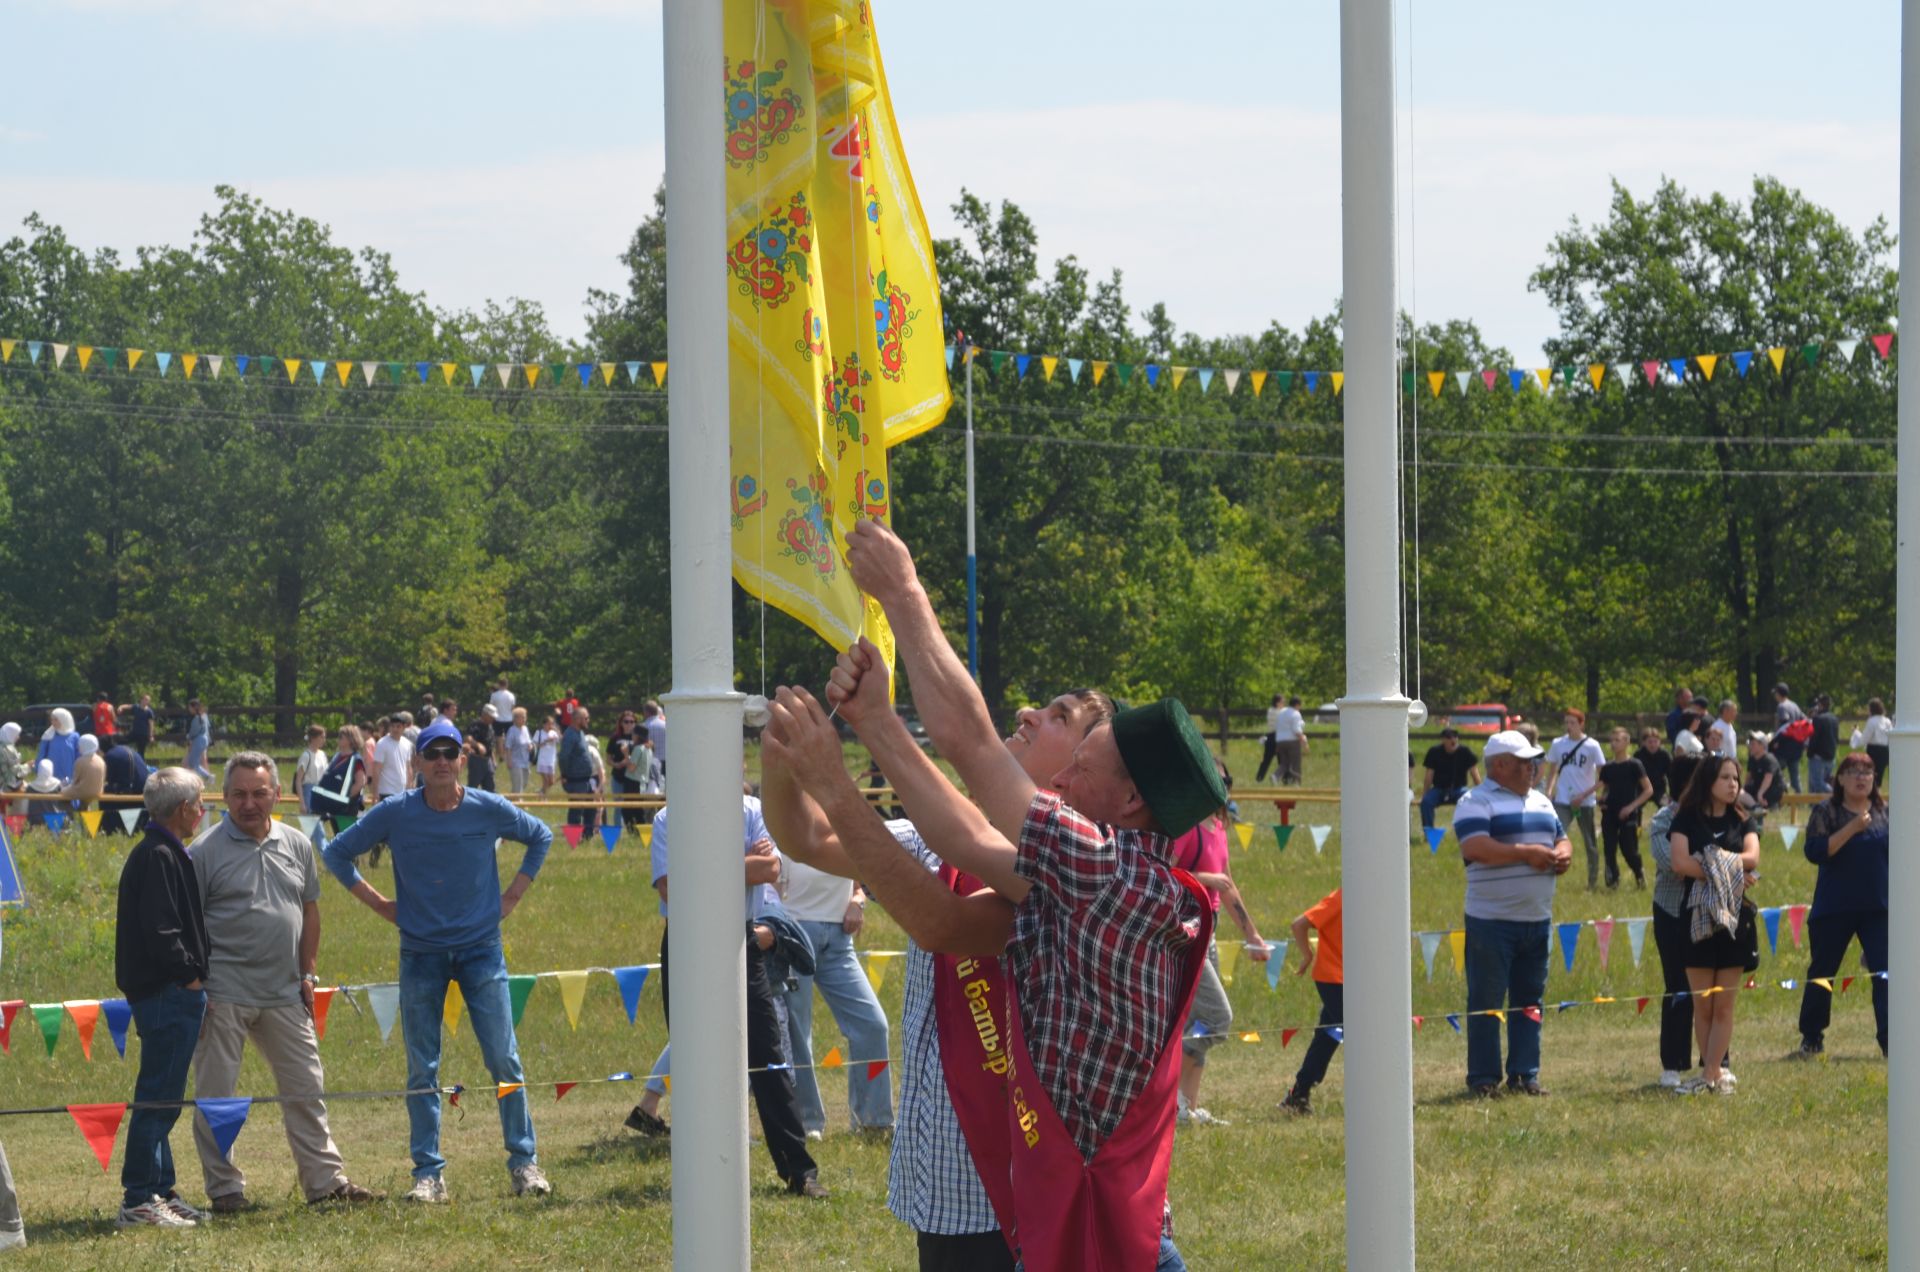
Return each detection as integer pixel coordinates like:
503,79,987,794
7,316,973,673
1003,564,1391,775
0,739,1888,1269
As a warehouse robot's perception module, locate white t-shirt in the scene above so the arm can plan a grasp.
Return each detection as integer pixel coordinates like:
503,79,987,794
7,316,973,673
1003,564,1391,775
490,688,516,723
1713,717,1740,760
1273,707,1306,743
504,724,532,767
1861,714,1893,748
1266,707,1283,737
1546,734,1604,806
536,728,558,771
295,746,331,793
780,854,855,922
372,734,414,797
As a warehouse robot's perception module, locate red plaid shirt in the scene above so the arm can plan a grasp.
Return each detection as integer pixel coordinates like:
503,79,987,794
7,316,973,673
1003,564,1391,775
1010,791,1202,1160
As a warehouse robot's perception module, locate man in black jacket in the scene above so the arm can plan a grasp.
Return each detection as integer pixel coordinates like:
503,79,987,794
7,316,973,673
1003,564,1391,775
113,767,212,1230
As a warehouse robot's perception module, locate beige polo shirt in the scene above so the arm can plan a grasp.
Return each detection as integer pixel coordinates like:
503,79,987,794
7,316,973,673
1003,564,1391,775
189,816,321,1007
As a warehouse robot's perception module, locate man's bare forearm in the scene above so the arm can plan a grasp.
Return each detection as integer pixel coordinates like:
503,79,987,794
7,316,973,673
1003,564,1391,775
761,760,861,879
863,710,1028,901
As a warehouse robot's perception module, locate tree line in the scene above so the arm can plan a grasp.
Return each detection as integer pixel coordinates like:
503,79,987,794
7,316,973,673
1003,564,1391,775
0,177,1897,736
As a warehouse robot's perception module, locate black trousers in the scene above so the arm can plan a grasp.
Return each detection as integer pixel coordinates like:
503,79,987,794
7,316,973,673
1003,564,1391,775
1255,736,1279,782
617,779,647,828
1868,743,1890,790
1797,910,1889,1053
1651,905,1695,1073
1600,810,1644,886
1294,981,1345,1091
918,1230,1017,1272
656,923,817,1185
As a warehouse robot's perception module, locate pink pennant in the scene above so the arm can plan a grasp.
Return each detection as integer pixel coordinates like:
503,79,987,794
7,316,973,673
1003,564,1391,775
1410,1016,1424,1030
1593,919,1614,968
1479,368,1496,390
1641,360,1661,387
1787,904,1808,948
561,824,584,848
1522,1005,1543,1023
1871,333,1894,360
3,815,22,840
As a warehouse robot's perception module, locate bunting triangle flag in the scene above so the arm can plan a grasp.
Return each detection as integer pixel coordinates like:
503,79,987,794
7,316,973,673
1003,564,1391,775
1249,369,1266,396
44,810,67,834
1429,371,1447,397
1534,367,1552,390
100,347,118,371
1455,371,1471,394
1836,338,1860,363
283,357,301,383
79,346,96,371
1448,929,1466,974
600,362,618,386
1593,918,1614,967
1787,904,1807,947
97,997,130,1057
1277,370,1296,393
1667,357,1688,382
356,360,378,386
310,987,336,1041
497,1082,524,1100
1303,371,1319,393
1810,976,1833,992
196,1097,252,1160
1446,1013,1461,1033
1626,916,1648,967
1871,332,1895,360
1280,1027,1299,1049
3,815,21,840
1418,931,1442,980
0,1000,23,1054
820,1045,844,1069
1266,942,1288,989
638,825,653,851
113,808,138,835
561,824,584,848
1309,824,1331,853
1479,368,1496,390
1216,940,1241,986
127,349,145,371
332,360,350,387
1611,362,1631,387
508,974,537,1026
1732,350,1752,378
600,824,622,853
24,341,41,365
367,983,399,1042
1767,346,1786,374
867,1059,889,1081
441,362,459,386
1587,363,1606,390
32,1003,62,1056
555,970,590,1029
296,814,317,836
1557,922,1581,972
988,351,1008,378
1801,343,1821,367
865,953,891,992
0,339,12,363
333,814,358,834
1641,361,1660,387
613,966,651,1023
1016,354,1032,379
1507,369,1526,392
1842,975,1856,994
443,981,465,1038
1762,906,1781,954
1522,1006,1542,1024
1068,358,1085,384
234,354,249,377
469,364,485,388
1144,364,1161,387
1271,824,1293,851
1697,354,1718,381
944,345,954,370
575,362,592,387
522,364,541,388
1233,822,1253,851
620,360,639,385
497,364,514,388
651,361,668,387
1198,368,1215,392
80,810,102,838
1778,825,1801,853
65,1001,100,1060
51,342,70,369
1423,827,1445,854
1092,361,1109,386
1635,996,1650,1014
67,1103,127,1172
555,1082,577,1101
1330,371,1345,395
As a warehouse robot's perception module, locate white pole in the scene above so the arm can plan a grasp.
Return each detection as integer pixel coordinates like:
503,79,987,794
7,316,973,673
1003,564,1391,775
1890,2,1918,1260
663,0,750,1268
1338,1,1416,1269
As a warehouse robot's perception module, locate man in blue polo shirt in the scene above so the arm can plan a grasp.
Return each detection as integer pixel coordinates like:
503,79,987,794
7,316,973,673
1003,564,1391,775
322,718,553,1202
1453,730,1571,1098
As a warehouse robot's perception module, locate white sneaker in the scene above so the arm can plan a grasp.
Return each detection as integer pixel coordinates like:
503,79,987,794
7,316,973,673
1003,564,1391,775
1186,1106,1229,1127
161,1196,207,1224
1719,1069,1737,1088
117,1196,195,1229
510,1163,551,1197
403,1175,450,1204
805,1129,823,1142
1712,1073,1737,1095
0,1225,23,1250
1658,1070,1683,1088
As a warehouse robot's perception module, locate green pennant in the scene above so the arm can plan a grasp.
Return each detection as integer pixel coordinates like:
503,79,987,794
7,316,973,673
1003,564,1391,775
99,347,118,372
332,814,358,834
1801,343,1821,368
1277,371,1295,394
508,974,537,1026
1561,366,1577,385
388,363,407,386
988,351,1007,377
31,1004,61,1057
549,362,567,386
1402,372,1415,394
1271,824,1294,852
1116,363,1134,384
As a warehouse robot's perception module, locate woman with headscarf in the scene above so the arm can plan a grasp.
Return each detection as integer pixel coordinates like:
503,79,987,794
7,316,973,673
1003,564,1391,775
24,761,62,826
61,734,106,816
0,724,24,812
35,709,79,782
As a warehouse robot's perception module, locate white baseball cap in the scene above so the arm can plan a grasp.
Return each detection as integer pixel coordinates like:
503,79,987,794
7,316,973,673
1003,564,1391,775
1483,729,1544,761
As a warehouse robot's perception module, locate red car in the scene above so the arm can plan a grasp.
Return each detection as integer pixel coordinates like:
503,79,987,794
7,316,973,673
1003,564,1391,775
1444,703,1512,735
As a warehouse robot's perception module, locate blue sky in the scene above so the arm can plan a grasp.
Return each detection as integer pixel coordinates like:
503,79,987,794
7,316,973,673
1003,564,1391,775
1,1,1900,362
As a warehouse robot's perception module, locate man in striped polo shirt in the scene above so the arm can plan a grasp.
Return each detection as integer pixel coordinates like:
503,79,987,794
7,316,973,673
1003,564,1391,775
1453,730,1571,1098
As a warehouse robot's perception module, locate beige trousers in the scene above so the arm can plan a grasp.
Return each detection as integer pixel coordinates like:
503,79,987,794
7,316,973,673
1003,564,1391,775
191,999,347,1202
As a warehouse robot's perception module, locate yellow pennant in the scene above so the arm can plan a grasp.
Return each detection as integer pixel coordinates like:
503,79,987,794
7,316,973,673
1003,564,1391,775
438,362,455,386
444,982,464,1038
1040,355,1058,382
1768,346,1786,374
820,1046,844,1070
1588,363,1606,390
865,952,890,992
1533,367,1551,390
284,358,301,383
77,346,94,371
1233,821,1253,851
1092,361,1109,386
1491,1009,1507,1023
638,825,653,850
1448,929,1466,973
600,362,617,386
661,1075,672,1092
335,361,353,387
1592,995,1615,1004
1239,1031,1261,1044
555,970,590,1028
524,364,541,388
0,339,13,363
1428,371,1446,397
80,810,102,837
181,353,198,379
1249,370,1267,397
497,1082,523,1100
1330,371,1345,395
1217,940,1242,986
1811,977,1834,992
126,349,144,370
1171,366,1188,390
1697,353,1718,381
650,361,667,387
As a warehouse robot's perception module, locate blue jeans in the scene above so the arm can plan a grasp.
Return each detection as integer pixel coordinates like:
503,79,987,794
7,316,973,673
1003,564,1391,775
1806,754,1833,795
783,919,894,1132
1420,786,1468,830
1464,915,1548,1088
1157,1236,1187,1271
399,939,535,1179
123,983,205,1207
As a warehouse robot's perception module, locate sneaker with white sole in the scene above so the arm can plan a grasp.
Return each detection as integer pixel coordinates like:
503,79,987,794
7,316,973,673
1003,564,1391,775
1712,1073,1737,1095
1673,1076,1710,1096
403,1175,450,1205
161,1196,208,1224
1184,1106,1229,1127
805,1129,823,1142
510,1163,551,1197
117,1196,195,1229
1658,1070,1684,1089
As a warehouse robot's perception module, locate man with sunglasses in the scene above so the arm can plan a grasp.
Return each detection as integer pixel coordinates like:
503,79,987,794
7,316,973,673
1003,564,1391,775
323,718,554,1203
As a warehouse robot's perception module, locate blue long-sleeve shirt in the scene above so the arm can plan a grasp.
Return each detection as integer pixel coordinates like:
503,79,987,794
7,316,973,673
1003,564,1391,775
1804,801,1889,917
323,787,552,951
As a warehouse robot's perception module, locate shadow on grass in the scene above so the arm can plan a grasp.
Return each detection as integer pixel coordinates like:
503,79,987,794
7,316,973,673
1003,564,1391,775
560,1130,671,1167
11,1214,115,1244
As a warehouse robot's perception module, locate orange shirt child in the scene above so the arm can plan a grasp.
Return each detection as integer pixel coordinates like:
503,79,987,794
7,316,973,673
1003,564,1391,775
1301,888,1343,984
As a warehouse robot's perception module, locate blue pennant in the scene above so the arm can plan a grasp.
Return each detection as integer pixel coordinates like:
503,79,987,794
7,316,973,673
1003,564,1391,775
600,823,622,853
944,346,954,370
1445,1013,1461,1033
470,364,486,387
415,361,431,384
1733,350,1753,378
1668,357,1688,382
156,352,172,376
1304,371,1319,393
44,811,67,834
25,341,41,364
1144,363,1161,387
1328,1026,1344,1045
1508,368,1526,392
309,360,327,385
1424,827,1445,854
1555,1001,1577,1013
578,362,594,387
613,966,651,1023
1762,906,1781,954
1557,922,1581,972
101,999,133,1057
1197,368,1214,392
234,355,250,377
607,1071,635,1082
1015,354,1030,378
1068,358,1084,383
624,360,641,384
196,1097,252,1160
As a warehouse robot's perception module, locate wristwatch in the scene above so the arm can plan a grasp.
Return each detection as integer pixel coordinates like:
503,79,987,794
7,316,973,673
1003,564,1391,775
301,973,320,985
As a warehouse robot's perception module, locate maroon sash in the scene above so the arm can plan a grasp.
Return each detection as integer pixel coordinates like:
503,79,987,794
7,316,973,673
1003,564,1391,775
934,864,1214,1271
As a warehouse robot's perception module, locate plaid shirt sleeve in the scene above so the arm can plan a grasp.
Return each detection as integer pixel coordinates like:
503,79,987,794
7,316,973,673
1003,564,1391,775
1013,791,1117,907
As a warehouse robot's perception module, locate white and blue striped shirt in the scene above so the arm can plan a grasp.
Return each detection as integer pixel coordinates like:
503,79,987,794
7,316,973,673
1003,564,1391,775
1453,779,1565,923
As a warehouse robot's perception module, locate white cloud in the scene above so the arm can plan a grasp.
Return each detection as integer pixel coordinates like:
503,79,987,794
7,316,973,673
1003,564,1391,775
59,0,654,27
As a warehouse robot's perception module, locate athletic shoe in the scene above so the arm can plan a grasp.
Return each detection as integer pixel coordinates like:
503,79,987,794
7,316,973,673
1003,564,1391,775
1469,1083,1503,1100
0,1225,24,1250
624,1105,670,1137
403,1176,450,1205
161,1195,208,1224
1711,1073,1737,1095
1658,1070,1683,1089
1673,1076,1710,1095
510,1163,551,1198
805,1129,823,1142
1719,1069,1737,1088
1786,1040,1823,1062
1181,1106,1229,1127
1279,1085,1313,1116
1506,1076,1549,1097
117,1196,195,1229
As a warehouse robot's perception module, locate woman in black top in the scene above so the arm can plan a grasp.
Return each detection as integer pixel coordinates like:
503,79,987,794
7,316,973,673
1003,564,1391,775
1668,756,1761,1095
607,711,646,828
1634,728,1672,805
1597,729,1652,889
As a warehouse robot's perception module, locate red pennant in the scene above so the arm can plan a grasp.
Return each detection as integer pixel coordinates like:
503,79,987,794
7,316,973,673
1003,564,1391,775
1479,368,1496,390
554,1082,577,1101
1635,997,1650,1015
1842,975,1856,994
1641,360,1661,386
1410,1015,1424,1030
1871,333,1894,360
1744,977,1757,991
1522,1005,1542,1023
0,1000,21,1054
67,1102,127,1172
1281,1027,1299,1048
311,988,335,1041
3,815,22,840
561,824,584,848
866,1059,888,1081
447,1089,461,1108
1787,904,1808,948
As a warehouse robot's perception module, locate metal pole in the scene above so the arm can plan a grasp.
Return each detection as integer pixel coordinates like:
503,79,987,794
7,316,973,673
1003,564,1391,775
1890,2,1918,1260
965,349,979,680
1338,1,1415,1268
663,0,749,1267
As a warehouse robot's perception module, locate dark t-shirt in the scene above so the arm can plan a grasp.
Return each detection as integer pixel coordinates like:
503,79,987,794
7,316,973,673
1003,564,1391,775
607,735,635,789
1809,712,1840,761
127,705,156,742
1422,744,1477,790
1598,758,1648,815
1670,806,1751,858
1635,746,1672,803
1745,752,1783,807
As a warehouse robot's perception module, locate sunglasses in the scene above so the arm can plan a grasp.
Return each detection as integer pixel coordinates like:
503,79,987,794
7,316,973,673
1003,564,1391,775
421,745,461,761
1840,766,1874,778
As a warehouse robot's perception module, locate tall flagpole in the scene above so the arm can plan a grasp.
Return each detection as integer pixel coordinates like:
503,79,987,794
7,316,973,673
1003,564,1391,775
663,0,751,1267
1338,0,1417,1268
1890,1,1918,1262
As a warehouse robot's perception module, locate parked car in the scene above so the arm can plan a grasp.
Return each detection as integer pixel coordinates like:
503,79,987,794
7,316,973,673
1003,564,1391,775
20,703,95,745
1444,703,1512,735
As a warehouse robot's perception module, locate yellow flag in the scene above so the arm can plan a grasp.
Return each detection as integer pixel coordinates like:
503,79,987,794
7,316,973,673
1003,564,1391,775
77,346,94,371
1811,977,1834,992
444,982,464,1038
80,810,102,837
1171,366,1188,390
865,952,890,992
335,361,353,387
1428,371,1445,397
284,358,301,383
1091,361,1109,386
555,970,590,1029
525,364,541,388
1587,363,1605,390
1768,346,1786,374
1448,929,1466,973
1239,1031,1261,1043
497,1082,523,1100
127,349,145,371
1697,353,1718,381
435,362,452,386
1330,371,1345,395
1534,367,1552,390
1217,939,1242,985
726,0,949,665
181,353,198,379
600,362,617,386
1249,370,1267,397
1040,355,1058,382
639,825,653,850
0,339,13,363
650,360,668,387
1233,821,1253,851
1491,1009,1506,1023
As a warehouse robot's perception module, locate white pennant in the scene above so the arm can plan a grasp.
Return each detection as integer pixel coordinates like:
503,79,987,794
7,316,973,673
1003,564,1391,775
118,809,141,834
1454,371,1470,395
1309,824,1332,853
1625,917,1648,968
1778,825,1802,853
1418,931,1442,981
49,342,69,369
1613,362,1633,387
206,355,223,379
1222,369,1241,394
496,364,513,388
366,983,400,1042
1836,338,1860,363
361,361,382,386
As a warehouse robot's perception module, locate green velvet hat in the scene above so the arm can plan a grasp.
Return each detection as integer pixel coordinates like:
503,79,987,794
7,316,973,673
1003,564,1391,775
1110,698,1228,839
